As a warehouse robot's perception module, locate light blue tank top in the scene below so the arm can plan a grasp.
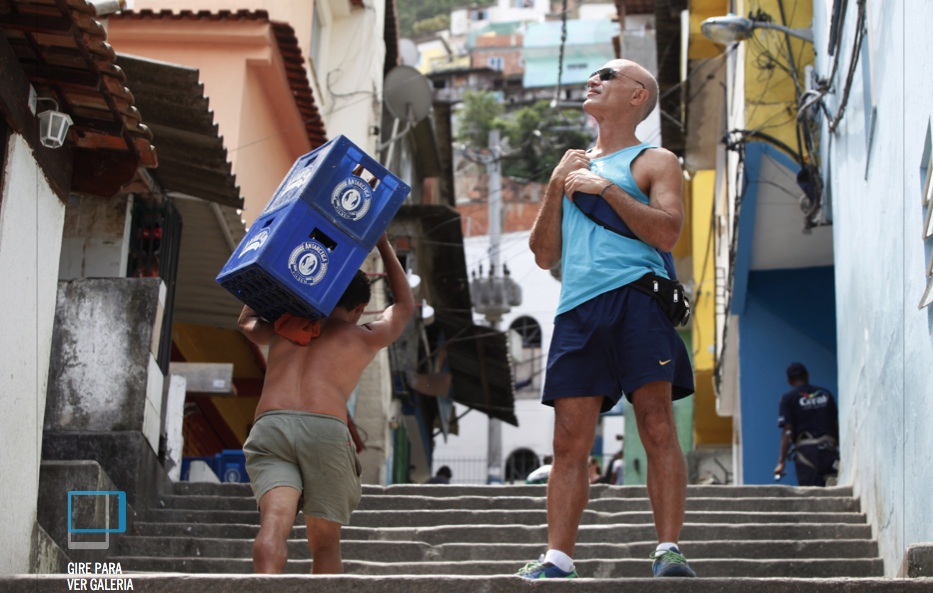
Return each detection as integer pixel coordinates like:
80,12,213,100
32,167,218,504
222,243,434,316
556,142,668,315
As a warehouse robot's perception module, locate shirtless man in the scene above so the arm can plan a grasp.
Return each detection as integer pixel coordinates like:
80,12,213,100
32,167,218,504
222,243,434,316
237,233,414,574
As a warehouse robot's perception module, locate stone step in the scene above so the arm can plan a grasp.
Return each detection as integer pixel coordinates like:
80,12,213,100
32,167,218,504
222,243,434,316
171,482,855,499
95,556,887,578
115,536,878,562
130,521,873,542
142,507,867,527
8,574,931,593
158,493,860,513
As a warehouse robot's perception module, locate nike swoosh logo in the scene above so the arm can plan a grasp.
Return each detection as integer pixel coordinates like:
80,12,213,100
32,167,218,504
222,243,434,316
659,360,672,366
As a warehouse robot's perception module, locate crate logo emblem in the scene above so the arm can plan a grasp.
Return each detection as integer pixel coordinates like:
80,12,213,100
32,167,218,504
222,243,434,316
332,177,373,221
67,491,126,550
267,167,313,213
239,228,270,258
288,241,329,285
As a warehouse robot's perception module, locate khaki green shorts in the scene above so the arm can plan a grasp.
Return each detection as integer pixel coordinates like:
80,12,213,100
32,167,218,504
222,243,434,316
243,411,362,525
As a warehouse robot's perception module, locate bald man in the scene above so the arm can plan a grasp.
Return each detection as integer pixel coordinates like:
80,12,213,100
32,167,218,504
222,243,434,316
518,59,695,579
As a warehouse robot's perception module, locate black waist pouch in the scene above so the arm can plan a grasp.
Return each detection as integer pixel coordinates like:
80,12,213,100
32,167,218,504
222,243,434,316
629,273,691,327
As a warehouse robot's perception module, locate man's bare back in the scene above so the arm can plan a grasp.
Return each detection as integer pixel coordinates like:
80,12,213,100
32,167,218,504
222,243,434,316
239,233,415,423
255,319,387,420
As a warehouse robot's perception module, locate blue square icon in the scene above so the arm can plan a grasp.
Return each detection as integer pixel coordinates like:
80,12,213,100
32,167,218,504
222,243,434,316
67,491,126,550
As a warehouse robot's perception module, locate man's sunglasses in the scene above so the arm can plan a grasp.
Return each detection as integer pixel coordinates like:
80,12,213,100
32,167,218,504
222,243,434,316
590,67,646,89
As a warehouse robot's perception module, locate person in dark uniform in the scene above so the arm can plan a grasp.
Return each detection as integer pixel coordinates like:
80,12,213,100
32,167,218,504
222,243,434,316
774,362,839,486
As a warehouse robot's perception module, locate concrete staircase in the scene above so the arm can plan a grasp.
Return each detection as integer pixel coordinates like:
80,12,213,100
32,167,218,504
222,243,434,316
14,482,932,592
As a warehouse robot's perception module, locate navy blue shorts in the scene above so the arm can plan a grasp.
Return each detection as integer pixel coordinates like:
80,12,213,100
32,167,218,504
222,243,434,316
543,284,694,413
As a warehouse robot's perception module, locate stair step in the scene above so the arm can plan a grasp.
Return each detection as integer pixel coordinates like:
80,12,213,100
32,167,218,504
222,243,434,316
157,493,860,513
142,507,867,527
130,521,873,542
100,482,883,581
103,556,885,578
170,482,854,499
115,536,878,561
9,574,930,593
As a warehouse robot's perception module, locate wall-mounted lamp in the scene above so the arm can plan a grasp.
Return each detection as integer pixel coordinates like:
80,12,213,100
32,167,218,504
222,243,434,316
36,98,73,150
701,14,813,45
420,299,435,326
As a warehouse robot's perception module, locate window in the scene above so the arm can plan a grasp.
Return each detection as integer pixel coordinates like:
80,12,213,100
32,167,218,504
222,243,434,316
505,448,539,483
487,56,504,71
919,123,933,309
470,8,488,21
510,316,542,395
0,116,8,213
861,2,877,174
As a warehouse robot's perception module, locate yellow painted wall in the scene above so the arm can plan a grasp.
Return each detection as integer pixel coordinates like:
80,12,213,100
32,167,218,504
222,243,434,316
687,0,730,60
211,396,261,444
689,170,731,444
741,0,814,160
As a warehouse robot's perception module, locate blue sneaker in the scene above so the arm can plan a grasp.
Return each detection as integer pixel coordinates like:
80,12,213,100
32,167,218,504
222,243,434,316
649,546,696,577
516,557,578,579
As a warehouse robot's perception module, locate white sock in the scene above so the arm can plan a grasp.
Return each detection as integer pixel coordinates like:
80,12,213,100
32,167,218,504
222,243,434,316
543,549,574,572
656,542,680,554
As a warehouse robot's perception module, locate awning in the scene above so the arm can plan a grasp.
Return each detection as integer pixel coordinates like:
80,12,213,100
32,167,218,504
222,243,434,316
397,204,517,425
0,0,157,199
117,55,242,209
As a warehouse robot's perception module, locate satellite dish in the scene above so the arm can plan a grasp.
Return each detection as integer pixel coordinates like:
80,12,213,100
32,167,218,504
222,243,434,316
384,65,433,124
399,38,420,67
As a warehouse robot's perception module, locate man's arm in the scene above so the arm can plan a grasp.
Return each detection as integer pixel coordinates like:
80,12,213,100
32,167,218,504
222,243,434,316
529,149,589,270
774,423,794,477
238,305,276,345
361,234,415,345
563,148,684,252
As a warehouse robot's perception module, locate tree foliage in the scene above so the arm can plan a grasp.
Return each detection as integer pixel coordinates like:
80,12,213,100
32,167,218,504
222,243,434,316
413,15,450,36
501,101,592,184
455,92,594,185
454,90,506,148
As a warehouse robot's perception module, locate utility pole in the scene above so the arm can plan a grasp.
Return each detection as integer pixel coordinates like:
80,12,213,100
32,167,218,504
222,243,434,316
469,128,521,484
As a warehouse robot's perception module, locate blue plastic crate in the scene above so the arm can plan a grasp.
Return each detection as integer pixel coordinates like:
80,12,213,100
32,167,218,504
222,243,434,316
216,449,249,483
217,135,409,322
262,135,410,250
217,199,370,322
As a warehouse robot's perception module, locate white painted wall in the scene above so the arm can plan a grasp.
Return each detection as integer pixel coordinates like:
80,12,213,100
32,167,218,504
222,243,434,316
316,0,386,154
0,134,66,572
816,0,933,575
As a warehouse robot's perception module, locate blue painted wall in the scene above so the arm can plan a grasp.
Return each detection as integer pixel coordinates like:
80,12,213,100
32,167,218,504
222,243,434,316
738,266,838,484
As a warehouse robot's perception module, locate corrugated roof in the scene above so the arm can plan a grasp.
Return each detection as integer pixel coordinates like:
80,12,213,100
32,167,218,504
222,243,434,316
110,9,327,148
0,0,157,192
117,54,242,209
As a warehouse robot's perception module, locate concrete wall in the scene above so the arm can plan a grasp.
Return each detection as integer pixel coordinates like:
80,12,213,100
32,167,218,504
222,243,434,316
737,267,838,485
0,134,66,573
817,0,933,575
58,193,132,280
44,278,165,454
